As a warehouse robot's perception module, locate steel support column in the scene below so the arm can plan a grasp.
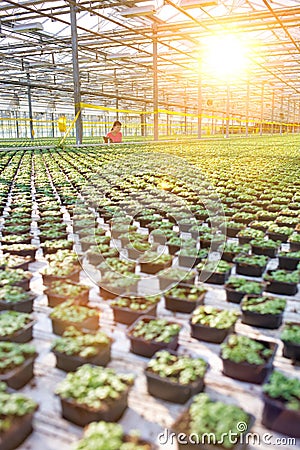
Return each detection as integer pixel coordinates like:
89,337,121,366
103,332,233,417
260,83,264,136
26,72,34,139
271,90,275,135
197,74,202,139
226,84,230,138
245,81,250,137
153,24,158,141
70,0,83,145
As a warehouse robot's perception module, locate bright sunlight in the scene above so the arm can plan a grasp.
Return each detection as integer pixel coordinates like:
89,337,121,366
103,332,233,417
202,34,249,79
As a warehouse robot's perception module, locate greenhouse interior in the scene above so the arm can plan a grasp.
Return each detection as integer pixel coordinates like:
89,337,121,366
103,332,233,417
0,0,299,449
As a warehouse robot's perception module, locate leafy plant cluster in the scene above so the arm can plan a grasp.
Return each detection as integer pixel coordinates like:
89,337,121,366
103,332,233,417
50,300,98,323
0,342,36,373
52,326,110,358
166,285,206,301
55,364,134,409
281,323,300,344
241,296,286,315
221,334,273,365
147,350,207,385
225,276,263,295
111,295,160,311
0,382,37,432
191,306,239,329
130,319,181,343
263,371,300,411
0,311,32,336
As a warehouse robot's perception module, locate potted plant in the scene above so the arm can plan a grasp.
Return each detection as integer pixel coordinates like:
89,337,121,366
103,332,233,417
119,231,148,247
220,334,277,384
44,281,90,307
97,258,135,275
263,269,299,296
224,276,264,304
55,364,134,426
41,263,81,286
51,326,112,372
166,236,183,255
288,233,300,251
100,272,140,300
220,242,249,263
233,254,268,277
41,239,73,254
50,300,99,336
127,316,181,357
110,295,160,325
190,306,239,344
0,342,37,389
281,322,300,361
262,371,300,438
267,224,294,242
197,259,232,285
278,250,300,270
1,244,37,259
171,393,253,450
236,228,264,244
0,234,32,246
163,284,206,313
2,225,31,236
0,255,31,271
0,382,38,450
0,311,34,343
225,220,246,238
157,267,196,291
241,295,286,329
250,238,281,258
0,286,35,313
87,245,119,265
250,220,272,232
177,247,208,268
139,251,172,275
0,269,32,291
73,421,156,450
145,350,208,403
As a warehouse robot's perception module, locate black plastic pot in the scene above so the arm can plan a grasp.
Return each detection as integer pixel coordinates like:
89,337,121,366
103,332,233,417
178,254,203,268
265,278,298,296
2,247,37,260
267,231,290,243
45,284,89,308
0,354,37,389
59,388,129,426
289,241,300,252
53,344,111,372
226,226,243,238
0,292,35,313
262,393,300,438
0,319,35,343
190,320,235,344
235,262,266,277
42,268,81,286
241,301,284,329
0,413,35,450
159,273,196,292
221,337,277,384
282,336,300,362
278,254,300,271
145,364,206,404
199,269,231,285
164,286,205,314
140,260,172,275
111,302,157,325
51,314,99,336
251,245,278,258
127,316,181,358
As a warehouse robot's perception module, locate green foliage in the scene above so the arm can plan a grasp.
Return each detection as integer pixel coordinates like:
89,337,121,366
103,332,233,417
50,300,98,323
52,326,110,358
131,319,181,343
55,364,134,409
188,393,249,449
242,296,286,315
221,334,273,365
263,371,300,411
191,306,239,329
281,323,300,344
0,311,32,337
147,350,207,385
264,269,300,284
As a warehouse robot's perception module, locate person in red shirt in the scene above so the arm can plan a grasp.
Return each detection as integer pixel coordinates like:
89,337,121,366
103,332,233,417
105,120,122,143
